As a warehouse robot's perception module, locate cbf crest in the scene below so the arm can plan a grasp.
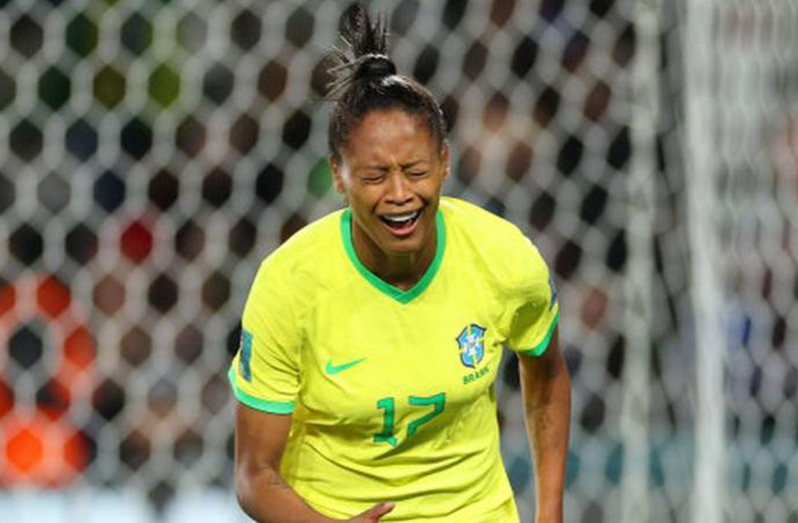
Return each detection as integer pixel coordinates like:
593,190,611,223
457,324,486,368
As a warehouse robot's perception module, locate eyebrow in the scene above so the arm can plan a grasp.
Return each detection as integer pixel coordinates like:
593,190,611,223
356,165,390,172
357,160,428,171
400,160,426,169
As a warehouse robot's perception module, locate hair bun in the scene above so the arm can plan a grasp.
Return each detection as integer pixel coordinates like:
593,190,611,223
355,54,396,81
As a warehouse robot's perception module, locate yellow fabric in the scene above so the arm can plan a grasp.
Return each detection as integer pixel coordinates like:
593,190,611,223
229,197,559,522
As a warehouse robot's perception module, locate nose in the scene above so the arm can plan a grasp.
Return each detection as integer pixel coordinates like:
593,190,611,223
385,173,412,205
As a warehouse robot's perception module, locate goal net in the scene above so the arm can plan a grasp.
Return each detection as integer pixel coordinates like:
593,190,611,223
683,1,798,521
0,1,795,522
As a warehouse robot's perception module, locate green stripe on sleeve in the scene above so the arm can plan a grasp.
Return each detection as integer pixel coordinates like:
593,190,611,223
227,367,295,414
518,310,560,358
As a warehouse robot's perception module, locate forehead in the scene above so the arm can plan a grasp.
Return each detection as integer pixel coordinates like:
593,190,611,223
343,109,437,164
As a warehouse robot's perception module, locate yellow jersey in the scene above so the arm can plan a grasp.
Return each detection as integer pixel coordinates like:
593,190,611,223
229,197,560,522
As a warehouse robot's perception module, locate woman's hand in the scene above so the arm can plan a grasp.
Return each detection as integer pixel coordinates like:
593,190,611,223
346,502,395,522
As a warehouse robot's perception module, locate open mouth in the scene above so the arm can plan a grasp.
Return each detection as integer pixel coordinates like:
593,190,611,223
380,209,422,235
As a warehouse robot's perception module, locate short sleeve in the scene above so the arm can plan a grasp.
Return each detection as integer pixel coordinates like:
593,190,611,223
505,239,560,357
228,258,301,414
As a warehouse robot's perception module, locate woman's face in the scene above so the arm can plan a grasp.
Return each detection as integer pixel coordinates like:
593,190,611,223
331,109,449,260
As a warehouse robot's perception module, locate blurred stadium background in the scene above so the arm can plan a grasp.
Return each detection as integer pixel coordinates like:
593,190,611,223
1,0,797,521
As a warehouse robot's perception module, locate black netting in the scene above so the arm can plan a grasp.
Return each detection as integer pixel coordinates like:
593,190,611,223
0,1,796,521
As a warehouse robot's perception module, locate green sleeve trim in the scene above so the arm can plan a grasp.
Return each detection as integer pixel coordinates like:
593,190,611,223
227,367,295,414
340,208,446,304
518,310,560,358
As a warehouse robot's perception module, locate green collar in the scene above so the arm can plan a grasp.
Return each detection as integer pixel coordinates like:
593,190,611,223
340,208,446,304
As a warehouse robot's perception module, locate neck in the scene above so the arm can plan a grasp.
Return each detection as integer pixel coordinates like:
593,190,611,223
352,224,437,291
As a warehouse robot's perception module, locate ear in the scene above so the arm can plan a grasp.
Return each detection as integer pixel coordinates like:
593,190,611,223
329,155,345,194
440,144,450,181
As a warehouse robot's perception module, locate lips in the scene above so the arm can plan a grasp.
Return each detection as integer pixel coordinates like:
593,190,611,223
379,209,422,237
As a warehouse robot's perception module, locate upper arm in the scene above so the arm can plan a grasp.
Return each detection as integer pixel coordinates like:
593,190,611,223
235,402,292,471
518,328,567,387
234,403,293,494
229,259,301,493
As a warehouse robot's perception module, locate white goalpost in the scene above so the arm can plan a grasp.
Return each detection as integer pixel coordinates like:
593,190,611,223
681,1,727,521
621,0,661,521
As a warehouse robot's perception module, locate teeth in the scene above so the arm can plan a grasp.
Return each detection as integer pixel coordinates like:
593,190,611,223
383,211,418,223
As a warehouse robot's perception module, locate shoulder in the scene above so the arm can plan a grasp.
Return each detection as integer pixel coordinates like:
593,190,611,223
441,197,533,250
440,197,547,266
262,210,344,272
440,197,518,234
249,210,345,308
440,197,550,290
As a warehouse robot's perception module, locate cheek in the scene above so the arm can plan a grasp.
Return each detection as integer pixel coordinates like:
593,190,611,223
422,174,446,197
344,186,379,210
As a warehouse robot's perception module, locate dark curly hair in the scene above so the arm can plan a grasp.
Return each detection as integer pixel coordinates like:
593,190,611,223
327,3,448,164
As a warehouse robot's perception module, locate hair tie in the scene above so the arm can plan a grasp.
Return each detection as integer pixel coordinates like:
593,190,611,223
355,54,396,81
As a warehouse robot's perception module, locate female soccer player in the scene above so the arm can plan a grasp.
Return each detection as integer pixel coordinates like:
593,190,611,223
229,5,570,522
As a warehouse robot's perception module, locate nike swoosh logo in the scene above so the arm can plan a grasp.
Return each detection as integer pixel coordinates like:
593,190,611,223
325,357,367,375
